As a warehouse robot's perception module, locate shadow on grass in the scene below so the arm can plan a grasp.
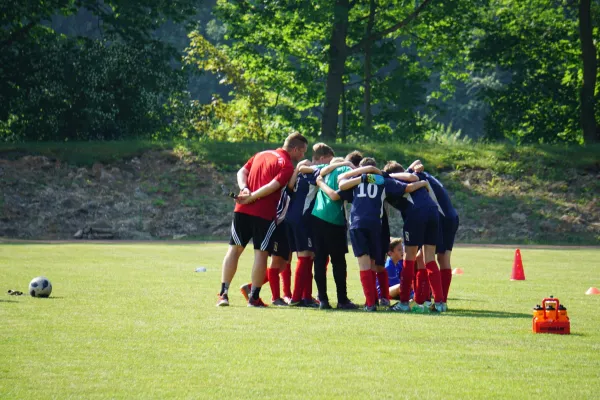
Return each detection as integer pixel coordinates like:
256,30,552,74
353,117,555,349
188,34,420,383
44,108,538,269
450,308,531,319
0,299,19,303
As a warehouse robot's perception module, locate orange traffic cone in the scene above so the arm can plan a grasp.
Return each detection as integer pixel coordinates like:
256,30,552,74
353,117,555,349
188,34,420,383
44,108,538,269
586,287,600,295
510,249,525,281
452,268,464,275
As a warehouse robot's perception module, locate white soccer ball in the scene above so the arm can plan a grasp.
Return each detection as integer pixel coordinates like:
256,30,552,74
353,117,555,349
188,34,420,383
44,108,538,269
29,276,52,298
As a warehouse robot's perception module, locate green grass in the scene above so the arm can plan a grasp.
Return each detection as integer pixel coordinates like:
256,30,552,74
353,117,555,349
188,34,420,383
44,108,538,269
1,244,599,399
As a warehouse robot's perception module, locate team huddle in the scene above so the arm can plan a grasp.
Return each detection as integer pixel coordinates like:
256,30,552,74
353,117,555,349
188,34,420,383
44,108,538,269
216,132,459,312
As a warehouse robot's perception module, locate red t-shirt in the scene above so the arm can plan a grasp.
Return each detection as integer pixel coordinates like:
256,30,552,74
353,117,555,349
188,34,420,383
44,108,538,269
234,148,294,220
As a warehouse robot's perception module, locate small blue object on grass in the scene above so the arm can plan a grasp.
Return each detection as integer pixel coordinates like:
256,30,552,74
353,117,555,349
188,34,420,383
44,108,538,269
195,267,207,272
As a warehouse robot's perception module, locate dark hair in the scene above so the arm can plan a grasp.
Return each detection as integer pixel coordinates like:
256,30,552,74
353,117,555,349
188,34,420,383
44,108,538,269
312,142,335,159
359,157,377,167
382,161,405,173
284,132,308,149
345,150,363,167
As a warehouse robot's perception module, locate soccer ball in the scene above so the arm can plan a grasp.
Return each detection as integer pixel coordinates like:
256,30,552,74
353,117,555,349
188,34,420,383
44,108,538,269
29,276,52,298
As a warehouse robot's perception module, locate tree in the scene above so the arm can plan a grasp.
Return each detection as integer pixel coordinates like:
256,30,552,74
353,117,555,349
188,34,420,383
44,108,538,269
579,0,598,143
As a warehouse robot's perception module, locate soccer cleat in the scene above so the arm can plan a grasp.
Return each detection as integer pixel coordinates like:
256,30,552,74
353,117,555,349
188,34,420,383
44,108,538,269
337,300,360,310
303,298,320,308
379,298,391,308
319,299,333,310
364,304,377,312
272,298,289,307
239,283,251,302
423,300,432,308
389,301,411,312
283,296,293,305
428,302,444,313
411,304,429,314
216,294,229,307
248,297,268,308
441,302,448,312
289,299,307,307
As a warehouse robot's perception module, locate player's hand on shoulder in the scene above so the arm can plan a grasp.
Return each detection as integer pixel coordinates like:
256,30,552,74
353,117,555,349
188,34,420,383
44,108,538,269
414,163,424,173
297,159,312,168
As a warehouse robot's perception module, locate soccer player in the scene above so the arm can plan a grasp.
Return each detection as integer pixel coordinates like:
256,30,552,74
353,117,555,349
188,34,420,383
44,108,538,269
408,160,459,311
338,159,428,311
310,153,360,310
284,143,338,307
376,237,404,301
382,161,445,313
216,132,308,307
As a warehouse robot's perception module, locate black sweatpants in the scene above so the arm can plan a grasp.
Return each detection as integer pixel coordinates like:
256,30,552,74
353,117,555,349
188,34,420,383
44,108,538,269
311,215,349,303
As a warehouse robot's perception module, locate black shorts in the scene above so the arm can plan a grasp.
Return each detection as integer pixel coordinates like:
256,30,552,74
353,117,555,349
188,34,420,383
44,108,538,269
310,215,348,256
229,212,277,251
403,206,439,247
270,221,291,259
436,215,459,253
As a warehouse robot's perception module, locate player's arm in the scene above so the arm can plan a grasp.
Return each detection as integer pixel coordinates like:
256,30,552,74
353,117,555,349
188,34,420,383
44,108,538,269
408,159,421,171
404,180,428,193
237,166,250,194
316,176,341,201
338,176,362,191
337,166,381,182
237,179,282,204
288,159,312,190
319,161,354,177
389,172,419,182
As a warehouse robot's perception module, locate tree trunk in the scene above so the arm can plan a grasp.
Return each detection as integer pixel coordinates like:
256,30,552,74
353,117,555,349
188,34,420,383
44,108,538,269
363,0,376,138
321,0,351,141
341,82,347,143
579,0,598,143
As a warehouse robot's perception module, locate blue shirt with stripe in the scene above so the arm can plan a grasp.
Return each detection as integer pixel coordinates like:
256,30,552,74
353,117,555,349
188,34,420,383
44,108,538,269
339,175,407,230
415,171,457,219
285,167,320,224
383,173,438,219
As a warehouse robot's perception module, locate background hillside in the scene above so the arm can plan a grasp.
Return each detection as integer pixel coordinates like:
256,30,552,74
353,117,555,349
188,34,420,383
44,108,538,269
1,141,598,245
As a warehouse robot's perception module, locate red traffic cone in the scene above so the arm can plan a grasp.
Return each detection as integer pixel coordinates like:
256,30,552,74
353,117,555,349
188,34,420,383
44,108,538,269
510,249,525,281
586,287,600,295
452,268,464,275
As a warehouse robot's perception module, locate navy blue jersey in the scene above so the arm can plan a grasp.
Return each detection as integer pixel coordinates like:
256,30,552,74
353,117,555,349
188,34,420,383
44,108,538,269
416,171,457,219
385,176,438,220
285,167,320,224
339,175,407,230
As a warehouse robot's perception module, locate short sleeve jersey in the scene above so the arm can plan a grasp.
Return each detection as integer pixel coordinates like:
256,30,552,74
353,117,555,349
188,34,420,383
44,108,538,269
234,148,294,221
285,167,321,224
385,175,437,220
311,165,352,226
339,176,407,230
416,171,457,219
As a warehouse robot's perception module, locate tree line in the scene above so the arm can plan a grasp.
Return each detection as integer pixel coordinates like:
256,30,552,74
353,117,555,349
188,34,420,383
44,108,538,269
1,0,598,144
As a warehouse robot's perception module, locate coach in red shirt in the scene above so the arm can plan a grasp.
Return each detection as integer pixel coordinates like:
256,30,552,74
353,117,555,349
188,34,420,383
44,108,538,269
217,132,308,307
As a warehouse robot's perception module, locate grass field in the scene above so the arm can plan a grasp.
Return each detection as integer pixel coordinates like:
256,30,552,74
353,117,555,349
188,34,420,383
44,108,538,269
1,243,599,399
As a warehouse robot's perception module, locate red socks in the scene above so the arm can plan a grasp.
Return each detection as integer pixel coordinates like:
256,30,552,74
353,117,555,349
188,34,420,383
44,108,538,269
281,262,292,299
441,268,452,303
360,270,377,307
399,260,415,302
414,269,429,304
267,268,281,301
426,261,444,303
377,270,390,300
292,257,312,302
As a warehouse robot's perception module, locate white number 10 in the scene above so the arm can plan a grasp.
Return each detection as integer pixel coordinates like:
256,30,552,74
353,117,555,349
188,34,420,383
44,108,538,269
357,183,377,198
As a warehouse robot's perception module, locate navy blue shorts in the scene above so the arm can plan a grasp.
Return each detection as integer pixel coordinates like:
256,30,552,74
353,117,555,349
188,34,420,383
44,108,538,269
286,216,314,253
436,215,459,253
402,206,439,247
350,228,384,266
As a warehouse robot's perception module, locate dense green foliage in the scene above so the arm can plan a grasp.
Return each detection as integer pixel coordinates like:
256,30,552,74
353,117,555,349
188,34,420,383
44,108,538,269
1,1,598,144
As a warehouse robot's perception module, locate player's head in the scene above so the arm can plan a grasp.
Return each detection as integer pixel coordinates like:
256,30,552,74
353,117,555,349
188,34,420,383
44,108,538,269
345,150,363,167
359,157,377,167
312,142,335,164
283,131,308,162
387,237,404,262
382,161,405,173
